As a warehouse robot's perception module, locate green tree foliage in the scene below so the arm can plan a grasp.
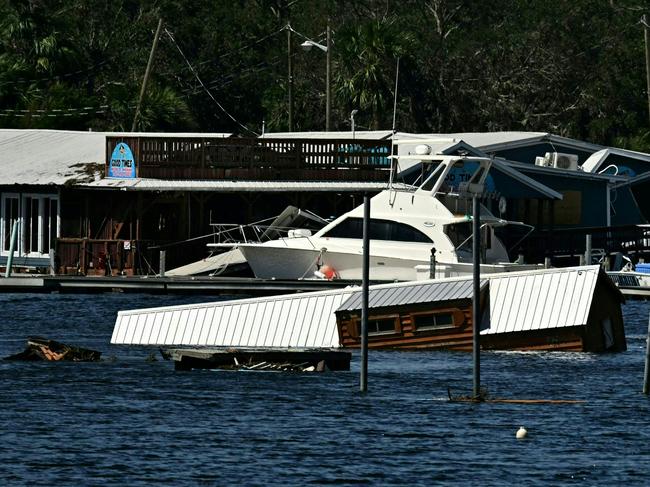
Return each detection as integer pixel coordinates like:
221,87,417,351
0,0,649,150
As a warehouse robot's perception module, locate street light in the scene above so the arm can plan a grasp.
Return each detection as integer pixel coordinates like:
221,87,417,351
296,22,331,131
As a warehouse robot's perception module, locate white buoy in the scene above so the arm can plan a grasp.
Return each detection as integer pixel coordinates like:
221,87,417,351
516,426,528,439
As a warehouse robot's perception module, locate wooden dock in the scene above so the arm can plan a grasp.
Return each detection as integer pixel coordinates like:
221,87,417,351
0,275,359,295
166,348,351,371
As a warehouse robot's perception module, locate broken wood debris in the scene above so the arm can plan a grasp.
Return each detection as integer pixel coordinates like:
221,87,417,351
446,387,584,404
3,337,101,362
163,348,350,372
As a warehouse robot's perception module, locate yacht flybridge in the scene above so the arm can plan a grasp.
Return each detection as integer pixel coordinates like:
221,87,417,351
208,154,541,281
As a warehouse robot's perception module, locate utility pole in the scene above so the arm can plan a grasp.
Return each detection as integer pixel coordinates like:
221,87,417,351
132,18,163,133
287,25,294,132
641,14,650,126
325,19,331,131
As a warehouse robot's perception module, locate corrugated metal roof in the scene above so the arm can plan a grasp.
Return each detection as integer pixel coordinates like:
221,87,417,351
111,265,616,349
86,178,396,192
481,265,602,334
261,130,395,140
338,265,609,335
0,129,105,185
582,147,650,174
0,129,232,186
338,278,485,311
110,287,357,348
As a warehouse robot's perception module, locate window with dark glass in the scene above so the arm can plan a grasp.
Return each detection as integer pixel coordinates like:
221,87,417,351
323,217,432,243
413,312,455,331
356,317,398,336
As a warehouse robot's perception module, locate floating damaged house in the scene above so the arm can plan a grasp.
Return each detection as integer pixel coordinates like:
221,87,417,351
111,265,626,368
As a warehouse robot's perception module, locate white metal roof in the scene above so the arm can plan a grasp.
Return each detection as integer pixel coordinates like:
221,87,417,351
481,265,608,334
507,159,627,183
338,278,485,311
110,287,357,348
0,129,105,185
0,129,232,186
86,178,396,192
582,147,650,173
260,130,395,140
338,265,613,335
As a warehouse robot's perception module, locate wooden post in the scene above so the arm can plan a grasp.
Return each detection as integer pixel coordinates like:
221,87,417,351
132,18,163,132
472,196,481,399
159,250,166,277
360,194,370,393
429,247,436,279
325,19,331,131
585,234,592,265
644,14,650,125
643,319,650,395
5,220,18,278
287,26,293,132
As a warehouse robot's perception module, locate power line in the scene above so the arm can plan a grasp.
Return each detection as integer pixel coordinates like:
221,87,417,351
0,105,108,117
164,27,259,136
0,60,110,87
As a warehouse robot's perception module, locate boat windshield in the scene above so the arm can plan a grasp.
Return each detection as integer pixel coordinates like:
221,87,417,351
444,221,493,251
322,217,432,243
444,221,473,249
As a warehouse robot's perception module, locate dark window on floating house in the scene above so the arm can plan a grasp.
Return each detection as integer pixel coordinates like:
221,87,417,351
413,312,455,331
356,317,398,336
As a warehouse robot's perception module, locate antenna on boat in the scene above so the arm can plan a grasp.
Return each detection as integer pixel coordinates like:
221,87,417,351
388,57,400,196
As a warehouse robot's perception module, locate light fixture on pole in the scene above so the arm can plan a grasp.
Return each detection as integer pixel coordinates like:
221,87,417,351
350,109,358,139
299,21,331,131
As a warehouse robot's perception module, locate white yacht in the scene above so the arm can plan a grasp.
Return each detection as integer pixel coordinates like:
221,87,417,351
208,154,540,281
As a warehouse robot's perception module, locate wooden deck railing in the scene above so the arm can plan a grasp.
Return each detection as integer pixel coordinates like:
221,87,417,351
106,136,393,181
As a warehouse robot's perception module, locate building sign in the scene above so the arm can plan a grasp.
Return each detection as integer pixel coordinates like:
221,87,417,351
108,142,136,178
445,160,496,194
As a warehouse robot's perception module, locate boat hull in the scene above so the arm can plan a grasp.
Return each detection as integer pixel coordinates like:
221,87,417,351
238,241,541,281
238,242,428,281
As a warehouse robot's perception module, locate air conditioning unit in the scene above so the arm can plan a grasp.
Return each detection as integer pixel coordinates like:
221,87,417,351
534,156,547,167
543,152,579,170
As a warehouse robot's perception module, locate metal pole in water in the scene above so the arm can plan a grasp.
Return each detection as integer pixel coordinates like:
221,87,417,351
472,196,481,399
360,194,370,393
159,250,166,277
643,312,650,395
429,247,436,279
5,220,18,278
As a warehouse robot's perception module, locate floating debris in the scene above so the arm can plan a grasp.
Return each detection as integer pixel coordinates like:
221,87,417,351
162,348,345,372
3,337,101,362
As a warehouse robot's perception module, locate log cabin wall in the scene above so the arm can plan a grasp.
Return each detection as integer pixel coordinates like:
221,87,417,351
336,300,475,351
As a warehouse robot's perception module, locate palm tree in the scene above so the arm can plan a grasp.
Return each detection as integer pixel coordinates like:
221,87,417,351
334,17,413,130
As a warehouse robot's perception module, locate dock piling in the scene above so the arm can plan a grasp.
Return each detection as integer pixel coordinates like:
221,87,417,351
360,194,370,393
472,196,481,399
643,317,650,395
159,250,166,277
5,220,18,278
429,247,436,279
